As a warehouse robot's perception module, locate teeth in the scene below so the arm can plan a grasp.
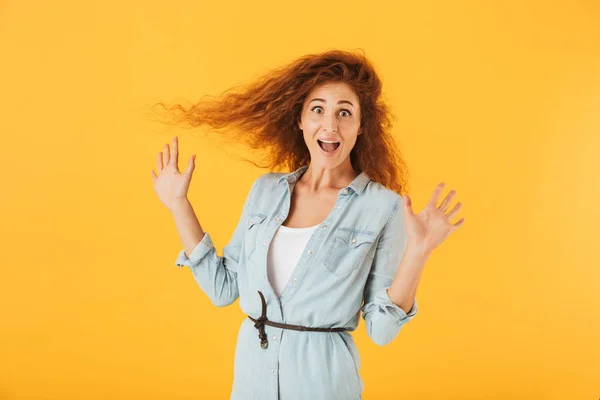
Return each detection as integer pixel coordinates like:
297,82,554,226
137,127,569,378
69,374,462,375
320,139,339,144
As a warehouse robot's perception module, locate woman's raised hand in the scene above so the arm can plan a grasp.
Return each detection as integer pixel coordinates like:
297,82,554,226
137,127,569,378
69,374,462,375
151,136,196,212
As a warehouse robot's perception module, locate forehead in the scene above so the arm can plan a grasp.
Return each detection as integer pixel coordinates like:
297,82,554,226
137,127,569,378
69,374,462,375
306,81,358,101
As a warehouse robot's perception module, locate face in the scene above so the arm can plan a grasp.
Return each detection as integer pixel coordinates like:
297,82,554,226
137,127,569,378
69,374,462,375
297,81,362,169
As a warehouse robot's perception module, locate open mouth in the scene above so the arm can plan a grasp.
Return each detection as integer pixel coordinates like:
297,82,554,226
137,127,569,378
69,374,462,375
317,139,341,153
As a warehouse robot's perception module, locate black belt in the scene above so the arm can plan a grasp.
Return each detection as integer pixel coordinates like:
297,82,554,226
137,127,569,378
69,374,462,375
247,290,348,349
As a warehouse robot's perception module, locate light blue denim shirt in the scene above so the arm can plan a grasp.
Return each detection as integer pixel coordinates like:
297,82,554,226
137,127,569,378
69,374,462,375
175,164,418,400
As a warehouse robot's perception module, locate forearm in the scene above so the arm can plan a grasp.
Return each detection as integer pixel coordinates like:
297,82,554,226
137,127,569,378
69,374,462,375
387,240,431,314
170,199,206,258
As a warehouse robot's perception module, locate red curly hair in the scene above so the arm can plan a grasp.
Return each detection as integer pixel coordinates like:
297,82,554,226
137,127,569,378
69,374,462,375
149,49,409,195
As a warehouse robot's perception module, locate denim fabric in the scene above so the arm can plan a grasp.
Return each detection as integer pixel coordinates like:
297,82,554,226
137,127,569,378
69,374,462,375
175,164,418,400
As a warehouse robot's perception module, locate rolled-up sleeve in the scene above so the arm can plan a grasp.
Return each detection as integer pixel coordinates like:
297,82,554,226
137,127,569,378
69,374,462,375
361,196,418,346
174,177,259,307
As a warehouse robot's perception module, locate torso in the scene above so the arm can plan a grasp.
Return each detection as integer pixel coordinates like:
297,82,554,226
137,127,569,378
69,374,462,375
282,181,339,228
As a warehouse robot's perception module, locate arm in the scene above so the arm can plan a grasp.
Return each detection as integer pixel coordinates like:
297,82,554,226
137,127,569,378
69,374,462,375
171,198,206,260
386,242,429,315
361,197,419,346
172,178,259,307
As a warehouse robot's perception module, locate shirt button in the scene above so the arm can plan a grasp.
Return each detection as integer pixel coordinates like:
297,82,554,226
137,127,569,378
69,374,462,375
342,189,348,194
273,335,277,340
276,217,281,222
271,368,275,373
351,238,357,243
263,241,267,246
307,250,312,255
293,277,297,281
337,205,342,209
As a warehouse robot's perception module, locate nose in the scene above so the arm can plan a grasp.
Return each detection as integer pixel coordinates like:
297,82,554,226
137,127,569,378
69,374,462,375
323,114,338,132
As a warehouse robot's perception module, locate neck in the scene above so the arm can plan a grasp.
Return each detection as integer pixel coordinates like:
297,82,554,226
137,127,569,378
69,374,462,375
299,160,358,192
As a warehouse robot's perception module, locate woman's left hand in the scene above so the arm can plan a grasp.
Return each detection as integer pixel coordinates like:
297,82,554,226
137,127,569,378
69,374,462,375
402,183,465,254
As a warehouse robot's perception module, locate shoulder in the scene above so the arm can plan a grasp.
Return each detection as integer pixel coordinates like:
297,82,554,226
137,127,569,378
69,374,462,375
362,179,405,213
246,172,286,199
257,171,286,186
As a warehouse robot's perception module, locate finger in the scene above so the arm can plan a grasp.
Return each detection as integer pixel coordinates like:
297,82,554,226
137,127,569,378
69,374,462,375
184,154,195,177
446,202,462,220
157,152,163,172
453,217,465,229
439,189,456,212
151,170,157,184
163,143,170,166
170,136,179,171
428,182,446,208
403,194,414,215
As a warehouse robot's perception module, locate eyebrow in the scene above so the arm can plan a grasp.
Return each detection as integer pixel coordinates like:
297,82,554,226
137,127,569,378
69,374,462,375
309,98,355,107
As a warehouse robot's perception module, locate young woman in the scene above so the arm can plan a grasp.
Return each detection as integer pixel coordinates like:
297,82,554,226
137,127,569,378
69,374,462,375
151,50,464,399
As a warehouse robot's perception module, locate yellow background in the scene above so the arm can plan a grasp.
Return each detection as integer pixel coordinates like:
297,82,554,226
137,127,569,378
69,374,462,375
1,1,598,399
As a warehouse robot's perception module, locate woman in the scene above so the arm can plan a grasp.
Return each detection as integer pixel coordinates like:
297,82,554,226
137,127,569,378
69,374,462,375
151,50,464,399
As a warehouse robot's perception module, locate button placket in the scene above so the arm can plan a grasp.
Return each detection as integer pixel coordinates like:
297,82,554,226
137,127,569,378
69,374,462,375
336,190,351,210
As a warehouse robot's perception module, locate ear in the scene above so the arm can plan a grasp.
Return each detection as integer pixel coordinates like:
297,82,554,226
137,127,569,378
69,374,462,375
297,118,303,131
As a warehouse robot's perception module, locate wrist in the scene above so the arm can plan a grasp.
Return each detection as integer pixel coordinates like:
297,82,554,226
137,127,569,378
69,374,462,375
406,239,432,261
169,197,191,214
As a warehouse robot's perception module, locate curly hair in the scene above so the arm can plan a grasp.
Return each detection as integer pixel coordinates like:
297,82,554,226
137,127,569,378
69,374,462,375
149,49,409,195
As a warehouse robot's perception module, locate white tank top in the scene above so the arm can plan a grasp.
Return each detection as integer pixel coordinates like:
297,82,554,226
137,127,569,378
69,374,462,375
266,223,320,297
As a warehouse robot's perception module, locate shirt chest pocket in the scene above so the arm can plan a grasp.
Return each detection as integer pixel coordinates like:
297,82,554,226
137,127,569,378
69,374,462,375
244,213,267,260
323,228,376,276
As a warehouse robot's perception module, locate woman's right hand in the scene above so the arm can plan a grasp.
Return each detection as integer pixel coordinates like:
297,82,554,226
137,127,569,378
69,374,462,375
151,136,196,212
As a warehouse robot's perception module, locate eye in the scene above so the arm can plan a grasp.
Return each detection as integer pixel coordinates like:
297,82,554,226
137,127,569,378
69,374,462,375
310,106,352,117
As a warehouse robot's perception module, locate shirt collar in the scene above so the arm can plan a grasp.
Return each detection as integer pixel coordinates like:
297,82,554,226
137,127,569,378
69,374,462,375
277,164,370,195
